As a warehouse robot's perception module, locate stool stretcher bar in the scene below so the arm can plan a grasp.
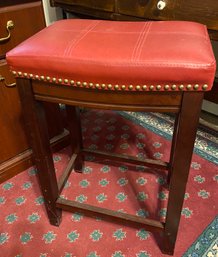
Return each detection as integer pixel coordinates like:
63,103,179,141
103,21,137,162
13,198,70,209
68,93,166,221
83,149,168,170
56,198,164,233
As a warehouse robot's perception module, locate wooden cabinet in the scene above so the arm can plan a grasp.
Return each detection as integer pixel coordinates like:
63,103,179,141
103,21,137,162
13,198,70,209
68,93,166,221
0,60,28,163
116,0,218,30
0,1,67,183
0,2,47,56
53,0,114,12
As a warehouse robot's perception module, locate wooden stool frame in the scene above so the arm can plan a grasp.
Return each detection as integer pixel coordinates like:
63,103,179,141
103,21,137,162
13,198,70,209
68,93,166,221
16,78,204,255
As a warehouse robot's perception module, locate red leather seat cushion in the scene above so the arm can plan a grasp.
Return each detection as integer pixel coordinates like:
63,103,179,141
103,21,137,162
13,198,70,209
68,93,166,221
6,19,216,91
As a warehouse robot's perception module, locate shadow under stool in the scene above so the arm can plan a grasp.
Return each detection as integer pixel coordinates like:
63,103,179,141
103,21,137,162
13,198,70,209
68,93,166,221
6,19,216,255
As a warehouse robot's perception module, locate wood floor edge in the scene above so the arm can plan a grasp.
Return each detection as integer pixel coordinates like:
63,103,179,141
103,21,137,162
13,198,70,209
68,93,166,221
0,129,70,184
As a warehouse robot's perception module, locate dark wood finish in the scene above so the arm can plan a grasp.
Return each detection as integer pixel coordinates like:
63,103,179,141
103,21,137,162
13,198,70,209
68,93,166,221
83,149,168,171
16,78,62,226
0,1,67,183
0,60,27,163
52,0,114,13
167,112,180,184
15,73,205,254
204,78,218,103
58,153,77,192
0,2,45,57
33,81,182,112
163,92,204,255
56,198,164,232
117,0,218,31
65,106,83,171
0,129,70,182
0,0,36,8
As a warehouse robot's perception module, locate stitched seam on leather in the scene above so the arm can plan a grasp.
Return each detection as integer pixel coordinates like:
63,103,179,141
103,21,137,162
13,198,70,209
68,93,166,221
131,23,149,61
63,21,100,57
64,20,99,56
136,23,151,61
67,20,101,56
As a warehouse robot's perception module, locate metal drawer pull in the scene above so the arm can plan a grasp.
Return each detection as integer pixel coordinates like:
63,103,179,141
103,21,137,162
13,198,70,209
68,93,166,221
0,76,16,87
0,20,14,43
157,0,166,10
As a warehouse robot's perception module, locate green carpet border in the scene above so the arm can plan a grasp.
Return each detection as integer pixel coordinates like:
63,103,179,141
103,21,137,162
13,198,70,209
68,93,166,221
182,216,218,257
117,111,218,165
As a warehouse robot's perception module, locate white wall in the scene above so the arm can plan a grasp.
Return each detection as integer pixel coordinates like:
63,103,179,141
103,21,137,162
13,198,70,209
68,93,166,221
42,0,63,25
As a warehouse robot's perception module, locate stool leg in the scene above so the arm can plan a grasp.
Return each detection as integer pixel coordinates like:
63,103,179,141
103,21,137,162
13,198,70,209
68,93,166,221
162,92,203,255
16,78,62,226
167,113,180,185
65,105,84,172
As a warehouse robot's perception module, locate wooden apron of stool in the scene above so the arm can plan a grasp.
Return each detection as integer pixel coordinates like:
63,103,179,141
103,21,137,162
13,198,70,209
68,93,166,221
16,77,204,255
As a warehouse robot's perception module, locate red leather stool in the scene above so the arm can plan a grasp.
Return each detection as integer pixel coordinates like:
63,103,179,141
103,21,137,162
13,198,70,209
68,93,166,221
6,19,216,255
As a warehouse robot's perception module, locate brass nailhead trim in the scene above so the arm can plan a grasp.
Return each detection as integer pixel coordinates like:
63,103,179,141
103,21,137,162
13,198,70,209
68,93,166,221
187,84,192,90
171,85,177,90
202,84,208,90
11,72,208,92
179,85,184,90
194,84,199,90
136,85,141,91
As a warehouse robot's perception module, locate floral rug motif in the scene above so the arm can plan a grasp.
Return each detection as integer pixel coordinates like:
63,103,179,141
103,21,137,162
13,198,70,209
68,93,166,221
118,112,218,165
183,216,218,257
0,110,217,257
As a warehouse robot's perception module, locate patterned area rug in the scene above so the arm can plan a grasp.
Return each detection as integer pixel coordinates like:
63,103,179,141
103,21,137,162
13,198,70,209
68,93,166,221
119,112,218,165
0,110,217,257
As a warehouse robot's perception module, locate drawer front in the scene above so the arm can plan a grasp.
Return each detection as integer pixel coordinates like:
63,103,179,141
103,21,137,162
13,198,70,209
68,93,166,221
116,0,155,19
0,60,29,163
0,1,45,57
117,0,218,30
0,60,64,163
53,0,114,12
